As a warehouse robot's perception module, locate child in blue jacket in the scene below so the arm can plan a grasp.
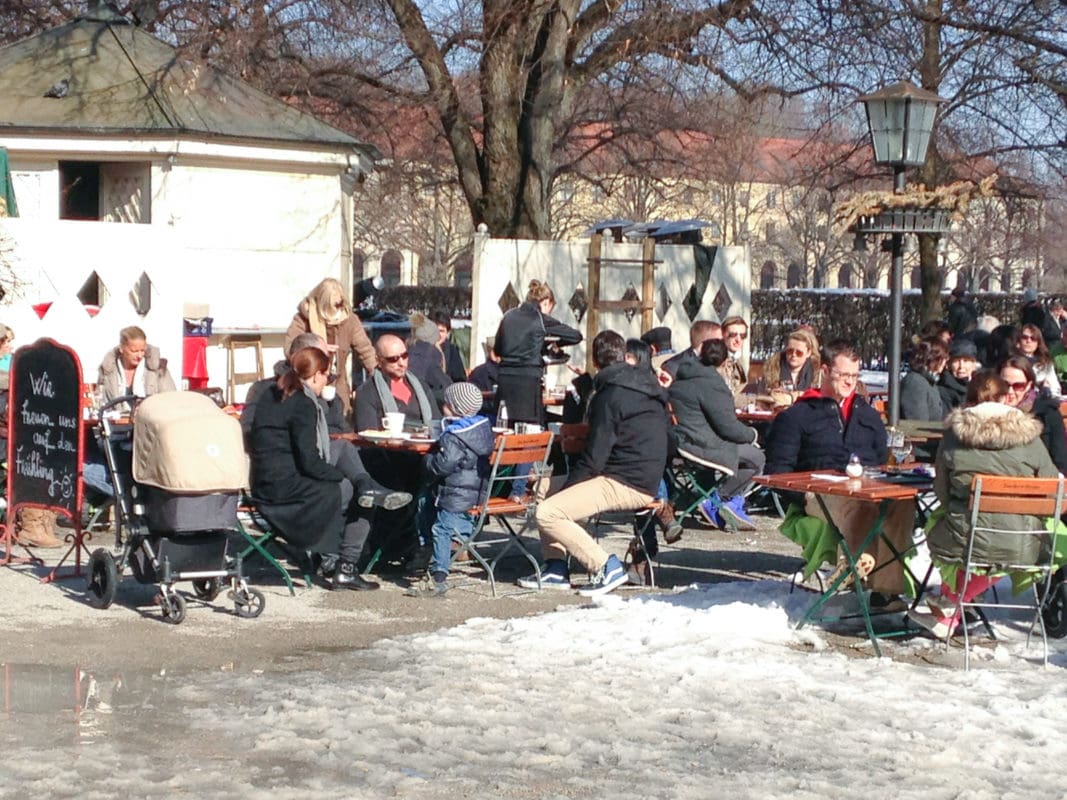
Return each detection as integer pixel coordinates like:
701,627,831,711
407,382,495,597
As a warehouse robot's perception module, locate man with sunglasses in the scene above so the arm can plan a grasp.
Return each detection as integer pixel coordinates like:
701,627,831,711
354,334,440,434
720,316,757,407
353,334,441,571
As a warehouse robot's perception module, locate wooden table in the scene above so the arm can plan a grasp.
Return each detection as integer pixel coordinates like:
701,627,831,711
736,408,777,424
331,431,437,455
754,470,929,655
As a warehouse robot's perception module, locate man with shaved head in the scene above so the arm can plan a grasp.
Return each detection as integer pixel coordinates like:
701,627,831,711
353,333,441,572
354,333,440,433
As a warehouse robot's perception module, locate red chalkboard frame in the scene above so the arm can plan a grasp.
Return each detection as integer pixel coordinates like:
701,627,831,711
2,338,87,578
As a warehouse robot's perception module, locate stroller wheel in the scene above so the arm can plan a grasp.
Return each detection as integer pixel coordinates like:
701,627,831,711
234,588,266,619
161,592,187,625
1042,568,1067,639
191,578,222,602
86,549,118,609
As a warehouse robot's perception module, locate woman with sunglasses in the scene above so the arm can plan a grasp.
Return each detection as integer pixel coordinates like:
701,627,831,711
1014,324,1061,398
755,329,821,405
285,278,378,417
249,347,411,591
1000,355,1067,473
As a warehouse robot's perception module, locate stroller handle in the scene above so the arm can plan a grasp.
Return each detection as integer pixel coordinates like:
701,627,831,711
99,394,140,415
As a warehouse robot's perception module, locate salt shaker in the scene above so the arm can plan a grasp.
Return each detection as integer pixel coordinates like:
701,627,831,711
845,453,863,479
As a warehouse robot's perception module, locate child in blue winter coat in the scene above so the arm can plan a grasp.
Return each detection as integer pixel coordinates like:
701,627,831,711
407,381,496,597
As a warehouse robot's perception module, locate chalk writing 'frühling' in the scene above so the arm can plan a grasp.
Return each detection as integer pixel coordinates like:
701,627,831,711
29,371,55,398
15,446,74,500
20,399,52,427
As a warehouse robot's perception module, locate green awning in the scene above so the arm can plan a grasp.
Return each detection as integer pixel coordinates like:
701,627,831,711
0,147,16,217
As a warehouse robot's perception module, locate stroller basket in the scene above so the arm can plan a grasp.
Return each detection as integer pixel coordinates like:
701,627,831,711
129,531,229,584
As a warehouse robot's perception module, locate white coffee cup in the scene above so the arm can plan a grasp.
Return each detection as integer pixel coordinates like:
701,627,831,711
382,412,405,435
321,385,337,402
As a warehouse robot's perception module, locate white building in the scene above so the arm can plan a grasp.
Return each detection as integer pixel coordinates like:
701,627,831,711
0,3,376,394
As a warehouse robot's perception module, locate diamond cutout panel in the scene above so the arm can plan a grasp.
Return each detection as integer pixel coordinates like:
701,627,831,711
498,282,520,314
76,270,110,317
620,284,640,323
713,285,732,319
682,282,701,322
568,284,589,323
655,282,672,323
129,271,153,316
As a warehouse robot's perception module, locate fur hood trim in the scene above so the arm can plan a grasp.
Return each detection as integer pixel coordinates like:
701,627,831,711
946,401,1044,449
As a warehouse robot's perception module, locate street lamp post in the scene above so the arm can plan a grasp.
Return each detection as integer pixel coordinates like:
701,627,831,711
858,81,944,428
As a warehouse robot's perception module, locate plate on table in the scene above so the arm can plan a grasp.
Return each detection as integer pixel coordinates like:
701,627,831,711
492,426,510,434
359,429,411,441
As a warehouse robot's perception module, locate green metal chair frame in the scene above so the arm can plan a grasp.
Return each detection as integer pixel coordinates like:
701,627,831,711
951,473,1067,669
668,448,735,531
236,496,313,596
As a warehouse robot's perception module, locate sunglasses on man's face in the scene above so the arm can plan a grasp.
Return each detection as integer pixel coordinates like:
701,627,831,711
382,352,409,364
726,331,747,340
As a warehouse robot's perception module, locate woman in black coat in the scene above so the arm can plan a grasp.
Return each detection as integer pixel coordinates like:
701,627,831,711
494,279,582,425
249,347,404,590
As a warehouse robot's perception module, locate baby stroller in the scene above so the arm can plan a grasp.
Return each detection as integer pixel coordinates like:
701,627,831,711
85,392,265,624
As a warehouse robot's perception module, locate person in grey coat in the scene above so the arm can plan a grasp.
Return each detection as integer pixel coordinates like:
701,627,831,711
900,336,948,423
910,370,1060,638
669,338,764,530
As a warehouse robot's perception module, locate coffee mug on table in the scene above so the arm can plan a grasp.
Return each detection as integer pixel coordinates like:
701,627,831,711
321,385,337,403
382,412,405,435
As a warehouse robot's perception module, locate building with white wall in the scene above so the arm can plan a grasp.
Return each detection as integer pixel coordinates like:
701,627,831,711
0,4,376,391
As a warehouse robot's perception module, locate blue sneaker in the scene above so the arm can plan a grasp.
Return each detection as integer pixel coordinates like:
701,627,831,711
517,560,571,590
699,496,725,528
578,554,628,597
719,496,756,531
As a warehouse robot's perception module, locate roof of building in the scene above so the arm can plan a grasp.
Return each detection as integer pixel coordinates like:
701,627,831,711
0,6,375,156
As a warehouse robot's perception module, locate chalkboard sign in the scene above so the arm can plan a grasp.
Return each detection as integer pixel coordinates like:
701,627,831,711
7,339,84,518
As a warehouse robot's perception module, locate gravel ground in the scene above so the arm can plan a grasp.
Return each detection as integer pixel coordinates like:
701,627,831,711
0,507,806,673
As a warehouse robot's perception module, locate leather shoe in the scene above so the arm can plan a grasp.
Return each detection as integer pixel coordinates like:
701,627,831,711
332,560,380,591
357,488,413,511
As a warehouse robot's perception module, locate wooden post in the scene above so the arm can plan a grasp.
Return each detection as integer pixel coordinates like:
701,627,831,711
641,236,655,333
586,232,602,373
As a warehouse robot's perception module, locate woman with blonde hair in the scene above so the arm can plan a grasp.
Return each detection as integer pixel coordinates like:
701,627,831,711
756,328,821,404
285,278,377,415
493,279,582,425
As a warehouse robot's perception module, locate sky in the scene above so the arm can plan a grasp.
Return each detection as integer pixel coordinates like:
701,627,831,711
1,578,1066,799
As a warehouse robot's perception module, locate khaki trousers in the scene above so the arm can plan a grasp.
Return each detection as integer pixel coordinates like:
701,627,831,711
535,477,653,572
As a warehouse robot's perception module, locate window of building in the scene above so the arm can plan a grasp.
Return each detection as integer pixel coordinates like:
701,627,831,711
453,252,473,288
787,262,803,288
381,250,403,287
352,248,366,284
59,161,151,222
766,191,776,209
837,264,851,289
760,261,776,289
910,265,922,289
765,221,776,242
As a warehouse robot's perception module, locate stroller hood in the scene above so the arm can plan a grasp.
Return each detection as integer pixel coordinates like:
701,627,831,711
133,392,249,493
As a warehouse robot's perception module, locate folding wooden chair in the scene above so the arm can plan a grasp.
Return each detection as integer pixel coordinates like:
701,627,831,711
951,474,1067,669
451,431,554,596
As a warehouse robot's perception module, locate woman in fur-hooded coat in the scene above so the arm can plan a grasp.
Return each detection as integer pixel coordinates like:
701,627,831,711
928,400,1059,567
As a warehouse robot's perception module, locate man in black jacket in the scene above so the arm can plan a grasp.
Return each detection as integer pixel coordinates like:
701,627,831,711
661,319,721,378
519,330,670,597
765,339,909,596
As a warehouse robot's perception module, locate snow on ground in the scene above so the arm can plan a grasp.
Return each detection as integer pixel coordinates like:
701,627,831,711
3,579,1067,799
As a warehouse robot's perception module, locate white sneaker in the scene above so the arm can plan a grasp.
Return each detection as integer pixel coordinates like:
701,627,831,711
907,609,956,639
